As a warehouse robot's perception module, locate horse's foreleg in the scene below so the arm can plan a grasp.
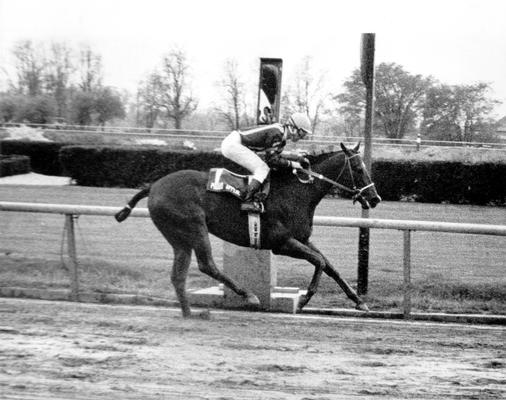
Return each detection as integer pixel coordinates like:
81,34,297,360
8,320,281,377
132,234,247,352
272,238,326,310
193,230,260,307
306,242,369,311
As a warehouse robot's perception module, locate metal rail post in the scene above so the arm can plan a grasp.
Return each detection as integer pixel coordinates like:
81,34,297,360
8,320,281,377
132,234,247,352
65,214,80,301
403,230,412,319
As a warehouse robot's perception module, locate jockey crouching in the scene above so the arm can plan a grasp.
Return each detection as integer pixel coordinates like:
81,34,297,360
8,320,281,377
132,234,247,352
221,112,312,212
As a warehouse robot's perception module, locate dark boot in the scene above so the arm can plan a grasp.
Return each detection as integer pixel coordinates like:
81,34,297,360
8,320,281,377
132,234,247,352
240,179,264,213
242,179,262,201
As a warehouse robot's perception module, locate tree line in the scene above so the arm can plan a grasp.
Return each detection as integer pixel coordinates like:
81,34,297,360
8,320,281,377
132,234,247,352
0,40,125,127
336,64,501,142
0,40,502,142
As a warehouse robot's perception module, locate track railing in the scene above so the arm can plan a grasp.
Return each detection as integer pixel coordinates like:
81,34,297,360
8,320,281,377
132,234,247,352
1,201,505,318
2,123,506,150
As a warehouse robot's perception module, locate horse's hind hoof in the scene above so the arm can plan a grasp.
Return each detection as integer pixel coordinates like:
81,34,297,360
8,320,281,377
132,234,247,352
185,310,212,320
356,303,370,312
196,310,211,320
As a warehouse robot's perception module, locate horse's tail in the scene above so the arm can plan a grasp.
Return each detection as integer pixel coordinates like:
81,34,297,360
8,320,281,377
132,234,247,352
114,186,151,222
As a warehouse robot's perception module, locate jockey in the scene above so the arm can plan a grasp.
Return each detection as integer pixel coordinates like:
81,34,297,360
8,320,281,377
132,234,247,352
221,112,312,211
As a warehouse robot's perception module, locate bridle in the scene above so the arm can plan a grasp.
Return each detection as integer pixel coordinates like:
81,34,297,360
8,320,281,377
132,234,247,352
293,152,376,204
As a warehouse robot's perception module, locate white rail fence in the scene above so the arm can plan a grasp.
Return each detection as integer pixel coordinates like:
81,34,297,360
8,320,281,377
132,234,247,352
2,123,506,151
1,201,506,318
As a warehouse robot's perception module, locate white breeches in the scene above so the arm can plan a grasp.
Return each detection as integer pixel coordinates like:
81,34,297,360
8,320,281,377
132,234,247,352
221,131,270,183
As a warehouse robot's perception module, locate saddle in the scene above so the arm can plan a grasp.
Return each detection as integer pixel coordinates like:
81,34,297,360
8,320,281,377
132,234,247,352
206,168,270,211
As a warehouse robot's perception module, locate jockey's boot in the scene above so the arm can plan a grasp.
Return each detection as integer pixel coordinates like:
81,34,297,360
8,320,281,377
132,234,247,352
240,178,264,213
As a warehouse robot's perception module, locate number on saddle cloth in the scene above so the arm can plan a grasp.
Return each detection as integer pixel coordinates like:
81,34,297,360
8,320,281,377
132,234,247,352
206,168,270,201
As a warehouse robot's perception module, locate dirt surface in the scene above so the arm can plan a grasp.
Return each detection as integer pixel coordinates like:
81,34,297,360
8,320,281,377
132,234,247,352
0,298,505,400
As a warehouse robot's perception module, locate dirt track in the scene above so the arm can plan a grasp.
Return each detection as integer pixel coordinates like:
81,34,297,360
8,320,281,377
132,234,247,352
0,298,505,399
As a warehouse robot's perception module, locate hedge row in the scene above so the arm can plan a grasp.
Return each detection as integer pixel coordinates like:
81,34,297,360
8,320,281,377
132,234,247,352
0,155,30,177
2,140,505,206
372,161,506,205
59,145,247,187
0,140,66,176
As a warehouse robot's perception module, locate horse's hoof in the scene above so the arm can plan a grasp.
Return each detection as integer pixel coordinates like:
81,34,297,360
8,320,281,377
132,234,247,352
297,295,309,311
246,294,260,306
356,302,370,312
196,310,211,320
184,310,211,320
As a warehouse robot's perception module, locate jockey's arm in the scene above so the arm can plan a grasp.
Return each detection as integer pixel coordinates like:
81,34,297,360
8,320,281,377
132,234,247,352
278,151,307,161
265,150,309,170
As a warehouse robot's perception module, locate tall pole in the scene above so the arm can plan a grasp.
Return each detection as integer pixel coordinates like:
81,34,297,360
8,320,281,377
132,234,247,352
357,33,375,295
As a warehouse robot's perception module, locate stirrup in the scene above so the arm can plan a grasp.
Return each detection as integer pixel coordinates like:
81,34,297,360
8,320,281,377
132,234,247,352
253,192,267,202
240,201,265,214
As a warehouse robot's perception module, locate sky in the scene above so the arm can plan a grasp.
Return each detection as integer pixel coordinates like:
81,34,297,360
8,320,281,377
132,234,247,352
1,0,506,117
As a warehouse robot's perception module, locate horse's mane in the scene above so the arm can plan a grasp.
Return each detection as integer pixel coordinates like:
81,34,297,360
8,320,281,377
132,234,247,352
305,147,343,165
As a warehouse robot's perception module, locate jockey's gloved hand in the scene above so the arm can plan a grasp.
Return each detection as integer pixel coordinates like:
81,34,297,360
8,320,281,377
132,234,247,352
289,161,303,170
298,157,310,170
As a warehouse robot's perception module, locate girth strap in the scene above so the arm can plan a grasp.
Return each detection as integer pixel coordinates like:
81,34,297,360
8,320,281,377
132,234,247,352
248,213,261,249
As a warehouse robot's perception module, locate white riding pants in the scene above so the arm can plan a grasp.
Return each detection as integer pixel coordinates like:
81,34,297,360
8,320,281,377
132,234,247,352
221,131,270,183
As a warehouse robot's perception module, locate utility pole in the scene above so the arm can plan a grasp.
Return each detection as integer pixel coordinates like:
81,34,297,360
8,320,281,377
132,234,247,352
357,33,375,295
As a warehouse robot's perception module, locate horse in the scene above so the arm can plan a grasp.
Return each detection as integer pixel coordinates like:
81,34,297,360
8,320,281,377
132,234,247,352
115,142,381,318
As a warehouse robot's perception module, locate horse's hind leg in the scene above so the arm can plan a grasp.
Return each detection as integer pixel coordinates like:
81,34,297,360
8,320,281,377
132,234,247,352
171,245,192,318
193,228,260,307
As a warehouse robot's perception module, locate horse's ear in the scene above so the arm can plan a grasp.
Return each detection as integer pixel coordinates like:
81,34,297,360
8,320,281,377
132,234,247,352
353,141,361,152
340,142,351,156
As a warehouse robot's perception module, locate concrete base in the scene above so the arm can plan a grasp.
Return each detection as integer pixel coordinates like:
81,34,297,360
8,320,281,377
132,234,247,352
189,284,307,314
223,244,274,310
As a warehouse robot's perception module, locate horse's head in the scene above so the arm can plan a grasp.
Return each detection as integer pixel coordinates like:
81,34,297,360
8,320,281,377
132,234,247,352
339,142,381,209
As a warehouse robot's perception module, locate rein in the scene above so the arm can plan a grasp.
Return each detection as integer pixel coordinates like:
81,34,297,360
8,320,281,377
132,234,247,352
294,153,376,200
297,167,358,195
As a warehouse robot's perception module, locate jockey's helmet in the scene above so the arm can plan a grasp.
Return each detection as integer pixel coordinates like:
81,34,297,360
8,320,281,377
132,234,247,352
289,112,312,137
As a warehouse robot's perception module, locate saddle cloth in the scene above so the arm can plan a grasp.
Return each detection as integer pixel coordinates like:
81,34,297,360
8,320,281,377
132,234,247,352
206,168,269,249
206,168,270,200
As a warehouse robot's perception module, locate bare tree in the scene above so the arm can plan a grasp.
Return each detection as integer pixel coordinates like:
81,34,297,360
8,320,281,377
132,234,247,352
216,58,249,130
78,44,103,92
44,42,75,118
12,40,46,96
284,56,328,136
137,71,163,129
157,48,198,129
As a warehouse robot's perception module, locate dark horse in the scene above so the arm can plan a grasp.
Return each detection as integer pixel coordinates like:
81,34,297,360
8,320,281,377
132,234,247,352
115,143,381,318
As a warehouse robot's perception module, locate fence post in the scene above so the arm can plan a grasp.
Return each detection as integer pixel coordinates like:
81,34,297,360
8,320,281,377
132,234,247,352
403,230,412,319
65,214,80,301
